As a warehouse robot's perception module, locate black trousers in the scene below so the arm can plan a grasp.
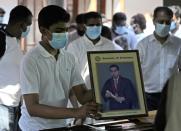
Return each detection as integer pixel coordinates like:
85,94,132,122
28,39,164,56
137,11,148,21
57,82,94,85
145,92,161,111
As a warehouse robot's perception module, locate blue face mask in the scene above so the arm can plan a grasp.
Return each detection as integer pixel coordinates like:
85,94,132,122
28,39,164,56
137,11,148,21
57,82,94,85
21,26,30,38
86,26,102,40
115,26,128,35
0,16,3,23
50,32,68,49
170,21,177,31
155,23,170,37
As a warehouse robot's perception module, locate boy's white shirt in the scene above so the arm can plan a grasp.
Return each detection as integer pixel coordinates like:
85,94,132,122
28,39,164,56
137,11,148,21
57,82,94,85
19,43,84,130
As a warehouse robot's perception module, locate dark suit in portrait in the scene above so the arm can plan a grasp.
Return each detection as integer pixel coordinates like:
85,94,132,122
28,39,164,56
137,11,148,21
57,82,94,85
101,74,139,110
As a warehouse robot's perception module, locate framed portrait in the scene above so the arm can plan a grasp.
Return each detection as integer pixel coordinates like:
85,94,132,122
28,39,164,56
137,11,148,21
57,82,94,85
87,50,147,119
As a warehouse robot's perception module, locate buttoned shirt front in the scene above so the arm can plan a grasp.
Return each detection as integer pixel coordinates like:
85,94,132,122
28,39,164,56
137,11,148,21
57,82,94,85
19,43,84,130
136,34,181,93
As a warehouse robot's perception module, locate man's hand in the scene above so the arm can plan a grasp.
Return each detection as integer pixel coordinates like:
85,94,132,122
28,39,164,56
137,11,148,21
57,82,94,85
105,90,126,103
105,90,114,98
114,96,125,103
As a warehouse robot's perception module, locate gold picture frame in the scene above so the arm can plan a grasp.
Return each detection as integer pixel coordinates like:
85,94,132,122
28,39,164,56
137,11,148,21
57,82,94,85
87,50,147,119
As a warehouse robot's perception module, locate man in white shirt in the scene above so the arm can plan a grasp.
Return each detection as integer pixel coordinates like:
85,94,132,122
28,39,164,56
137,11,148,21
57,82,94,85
19,5,98,131
136,6,181,111
111,12,137,50
67,11,122,124
169,5,181,38
0,5,32,131
0,7,5,28
130,13,147,47
67,11,122,91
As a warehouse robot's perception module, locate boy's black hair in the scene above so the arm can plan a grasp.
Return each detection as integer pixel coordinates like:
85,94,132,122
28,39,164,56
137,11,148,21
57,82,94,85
153,6,173,20
9,5,32,24
84,12,102,24
38,5,70,29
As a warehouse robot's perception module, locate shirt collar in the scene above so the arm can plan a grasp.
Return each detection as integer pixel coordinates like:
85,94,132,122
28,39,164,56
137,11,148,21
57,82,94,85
149,33,173,45
83,35,104,46
38,43,65,58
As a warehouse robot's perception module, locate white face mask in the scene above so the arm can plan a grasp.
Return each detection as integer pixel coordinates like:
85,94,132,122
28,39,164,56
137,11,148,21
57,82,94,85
86,26,102,40
155,23,170,37
115,26,128,35
50,32,68,49
0,16,3,23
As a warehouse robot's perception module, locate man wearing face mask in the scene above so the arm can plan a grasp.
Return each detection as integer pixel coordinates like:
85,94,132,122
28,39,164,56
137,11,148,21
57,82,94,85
169,5,181,38
0,5,32,131
19,5,99,130
111,12,137,50
67,11,122,91
67,11,122,124
136,6,181,111
0,7,6,28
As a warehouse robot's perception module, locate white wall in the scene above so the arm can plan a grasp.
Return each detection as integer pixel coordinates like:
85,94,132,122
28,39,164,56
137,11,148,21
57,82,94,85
125,0,163,22
0,0,18,24
125,0,163,35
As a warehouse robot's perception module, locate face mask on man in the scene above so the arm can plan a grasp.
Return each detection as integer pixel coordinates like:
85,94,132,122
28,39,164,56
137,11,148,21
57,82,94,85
50,32,68,49
85,25,102,40
21,26,30,38
170,21,177,31
0,16,3,23
115,26,128,35
155,23,170,37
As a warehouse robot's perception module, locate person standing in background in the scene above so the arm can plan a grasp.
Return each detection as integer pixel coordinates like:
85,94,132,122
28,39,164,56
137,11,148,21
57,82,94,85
67,11,122,124
0,5,32,131
67,12,122,92
68,13,85,44
169,5,181,38
111,12,137,50
136,6,181,111
130,13,147,46
0,7,6,28
101,25,112,40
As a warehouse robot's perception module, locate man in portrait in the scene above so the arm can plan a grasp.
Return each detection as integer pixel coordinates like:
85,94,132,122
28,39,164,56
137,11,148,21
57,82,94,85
101,64,139,110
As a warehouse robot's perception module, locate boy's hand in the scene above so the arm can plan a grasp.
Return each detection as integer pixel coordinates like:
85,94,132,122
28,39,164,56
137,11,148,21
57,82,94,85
75,102,99,118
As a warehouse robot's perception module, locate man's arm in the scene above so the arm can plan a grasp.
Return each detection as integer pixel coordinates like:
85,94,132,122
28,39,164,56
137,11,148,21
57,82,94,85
23,93,97,119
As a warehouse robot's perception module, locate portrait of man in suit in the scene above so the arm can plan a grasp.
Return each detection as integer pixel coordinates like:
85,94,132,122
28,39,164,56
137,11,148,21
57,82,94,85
101,64,139,111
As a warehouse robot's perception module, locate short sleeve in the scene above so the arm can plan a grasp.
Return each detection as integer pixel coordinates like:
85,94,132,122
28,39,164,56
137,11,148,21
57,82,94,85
70,56,84,88
20,55,39,94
